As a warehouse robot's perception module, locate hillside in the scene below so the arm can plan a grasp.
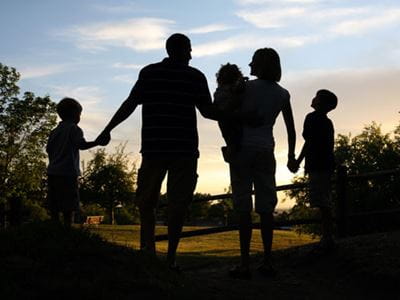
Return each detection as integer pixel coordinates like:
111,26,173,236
1,223,399,299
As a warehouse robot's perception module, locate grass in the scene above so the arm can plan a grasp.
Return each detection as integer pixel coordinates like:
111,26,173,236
0,222,191,299
89,224,317,257
2,222,400,299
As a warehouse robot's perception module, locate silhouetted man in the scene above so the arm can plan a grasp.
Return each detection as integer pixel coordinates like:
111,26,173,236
97,33,218,270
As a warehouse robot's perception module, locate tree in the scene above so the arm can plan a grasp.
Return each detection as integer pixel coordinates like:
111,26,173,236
0,63,57,227
286,122,400,235
80,144,137,224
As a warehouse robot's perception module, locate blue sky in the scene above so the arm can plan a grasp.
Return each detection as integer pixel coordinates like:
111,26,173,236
1,0,400,208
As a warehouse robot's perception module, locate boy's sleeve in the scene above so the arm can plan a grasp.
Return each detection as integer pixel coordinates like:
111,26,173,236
302,114,313,141
70,125,86,148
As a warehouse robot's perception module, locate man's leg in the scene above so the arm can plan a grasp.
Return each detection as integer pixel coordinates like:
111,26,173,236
320,206,334,247
166,158,198,266
139,206,157,254
136,158,166,255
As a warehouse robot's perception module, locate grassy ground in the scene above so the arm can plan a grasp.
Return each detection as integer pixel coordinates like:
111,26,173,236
89,224,317,257
2,223,400,299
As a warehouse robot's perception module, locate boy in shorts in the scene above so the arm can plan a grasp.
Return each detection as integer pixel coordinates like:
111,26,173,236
294,89,338,251
46,98,102,227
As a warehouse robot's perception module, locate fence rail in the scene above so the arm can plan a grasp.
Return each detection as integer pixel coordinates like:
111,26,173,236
155,167,400,242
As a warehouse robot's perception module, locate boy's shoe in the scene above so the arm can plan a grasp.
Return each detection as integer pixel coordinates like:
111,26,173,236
256,260,278,278
228,265,252,280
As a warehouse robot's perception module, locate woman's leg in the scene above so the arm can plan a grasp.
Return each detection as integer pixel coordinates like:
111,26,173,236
229,150,253,271
259,212,274,259
254,150,278,274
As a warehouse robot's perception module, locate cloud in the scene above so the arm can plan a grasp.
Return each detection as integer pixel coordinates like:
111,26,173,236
92,3,145,14
19,65,70,79
236,5,372,29
236,0,319,5
50,85,104,107
66,18,175,52
187,23,234,34
112,74,137,84
331,9,400,36
192,34,319,57
236,7,307,28
112,62,143,70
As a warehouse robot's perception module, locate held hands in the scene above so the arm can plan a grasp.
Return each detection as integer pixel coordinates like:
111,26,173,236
95,130,111,146
287,156,299,173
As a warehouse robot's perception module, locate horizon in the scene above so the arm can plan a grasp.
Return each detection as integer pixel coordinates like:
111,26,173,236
1,0,399,209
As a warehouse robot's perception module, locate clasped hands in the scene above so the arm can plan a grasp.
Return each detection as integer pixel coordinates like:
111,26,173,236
95,130,111,146
287,156,299,173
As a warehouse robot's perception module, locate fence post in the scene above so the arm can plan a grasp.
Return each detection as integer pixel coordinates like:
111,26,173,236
336,165,348,237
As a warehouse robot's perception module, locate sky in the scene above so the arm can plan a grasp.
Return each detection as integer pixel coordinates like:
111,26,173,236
1,0,399,209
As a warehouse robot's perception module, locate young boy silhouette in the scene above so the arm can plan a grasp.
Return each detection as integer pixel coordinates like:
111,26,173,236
294,89,338,251
46,98,102,227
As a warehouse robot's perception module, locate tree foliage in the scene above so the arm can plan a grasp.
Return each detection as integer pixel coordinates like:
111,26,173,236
0,63,57,226
80,144,137,224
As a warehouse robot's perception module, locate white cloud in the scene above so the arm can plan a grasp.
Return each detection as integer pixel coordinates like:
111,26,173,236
192,34,320,57
236,7,306,28
19,65,69,79
187,23,234,34
331,9,400,36
50,85,104,107
236,6,372,29
236,0,318,5
92,3,144,13
113,74,137,84
112,62,143,70
67,18,175,52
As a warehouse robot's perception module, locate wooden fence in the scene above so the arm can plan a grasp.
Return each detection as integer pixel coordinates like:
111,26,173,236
155,167,400,242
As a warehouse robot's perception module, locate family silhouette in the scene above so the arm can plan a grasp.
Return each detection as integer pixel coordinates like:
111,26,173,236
46,33,338,278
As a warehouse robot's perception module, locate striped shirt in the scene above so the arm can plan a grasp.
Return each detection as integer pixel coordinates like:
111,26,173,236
130,58,212,158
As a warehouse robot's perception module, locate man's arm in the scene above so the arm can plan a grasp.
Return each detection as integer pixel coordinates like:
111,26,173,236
197,103,220,121
96,93,139,145
282,100,297,172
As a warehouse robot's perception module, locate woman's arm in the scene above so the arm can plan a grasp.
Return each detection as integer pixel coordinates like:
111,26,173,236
282,100,297,172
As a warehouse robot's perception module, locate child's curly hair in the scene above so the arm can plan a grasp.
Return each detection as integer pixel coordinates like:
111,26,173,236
216,63,244,86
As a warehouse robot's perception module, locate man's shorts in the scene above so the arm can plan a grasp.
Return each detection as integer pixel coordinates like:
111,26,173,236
308,171,333,208
47,175,80,213
135,156,198,210
229,148,277,214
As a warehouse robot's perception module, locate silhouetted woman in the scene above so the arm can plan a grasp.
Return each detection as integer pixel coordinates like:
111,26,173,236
229,48,296,279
